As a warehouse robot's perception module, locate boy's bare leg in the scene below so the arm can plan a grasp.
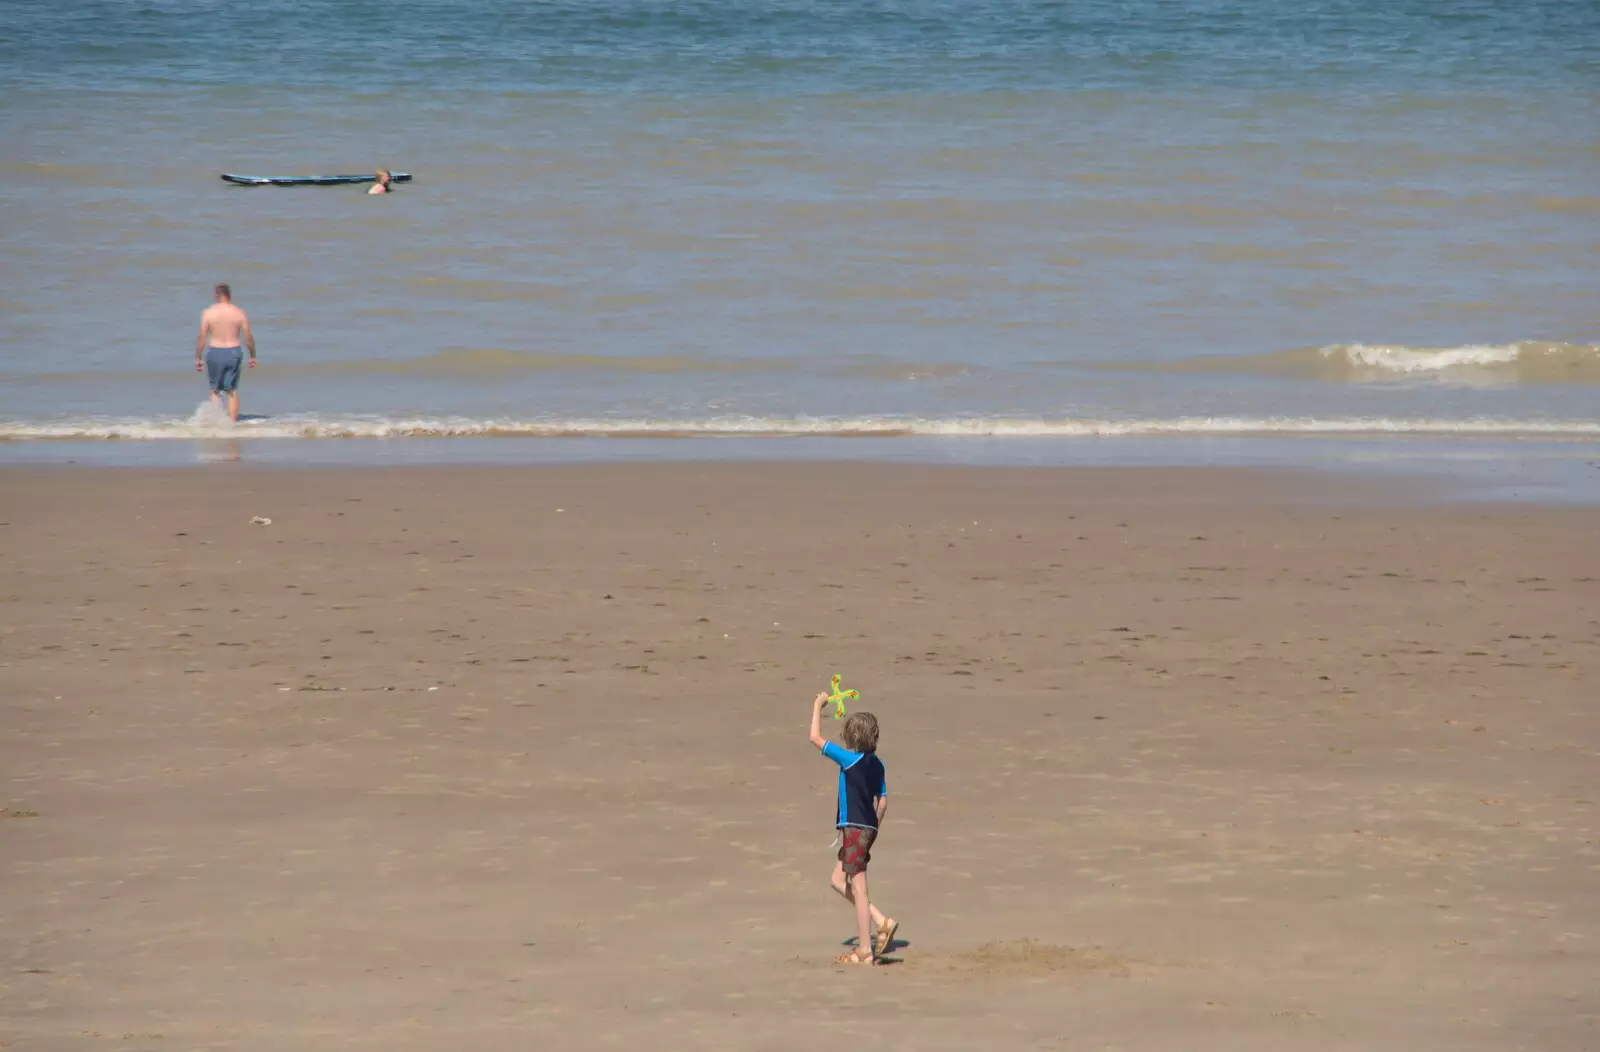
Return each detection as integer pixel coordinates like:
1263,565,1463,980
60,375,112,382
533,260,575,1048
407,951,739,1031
228,391,240,422
847,871,874,956
830,861,886,930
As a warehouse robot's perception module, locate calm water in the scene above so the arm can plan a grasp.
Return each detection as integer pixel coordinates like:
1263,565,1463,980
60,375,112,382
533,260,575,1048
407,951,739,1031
1,0,1597,450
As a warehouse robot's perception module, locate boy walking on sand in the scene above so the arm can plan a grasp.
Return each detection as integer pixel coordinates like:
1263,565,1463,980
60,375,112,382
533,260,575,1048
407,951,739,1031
809,694,897,965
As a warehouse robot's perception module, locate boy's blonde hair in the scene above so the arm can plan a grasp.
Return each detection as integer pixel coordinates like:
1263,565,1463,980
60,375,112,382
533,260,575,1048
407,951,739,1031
842,711,879,753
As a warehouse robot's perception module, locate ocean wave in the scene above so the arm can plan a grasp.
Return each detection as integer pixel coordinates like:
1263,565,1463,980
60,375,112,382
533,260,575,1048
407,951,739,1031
13,343,1595,386
3,414,1598,442
1322,342,1600,380
2,349,798,383
1085,341,1600,385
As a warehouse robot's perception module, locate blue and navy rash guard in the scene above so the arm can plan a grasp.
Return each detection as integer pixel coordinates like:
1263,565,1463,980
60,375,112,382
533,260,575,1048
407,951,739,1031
821,742,887,830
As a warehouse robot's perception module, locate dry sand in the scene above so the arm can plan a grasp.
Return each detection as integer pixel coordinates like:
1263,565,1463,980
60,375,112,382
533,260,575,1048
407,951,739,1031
2,463,1596,1051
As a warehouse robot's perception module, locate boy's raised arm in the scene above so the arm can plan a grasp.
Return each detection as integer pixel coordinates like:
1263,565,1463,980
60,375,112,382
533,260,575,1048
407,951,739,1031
808,692,830,750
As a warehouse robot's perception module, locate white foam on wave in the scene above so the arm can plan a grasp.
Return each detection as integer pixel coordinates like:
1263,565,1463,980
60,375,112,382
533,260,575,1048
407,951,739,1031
3,414,1599,441
1329,343,1524,373
1317,341,1600,380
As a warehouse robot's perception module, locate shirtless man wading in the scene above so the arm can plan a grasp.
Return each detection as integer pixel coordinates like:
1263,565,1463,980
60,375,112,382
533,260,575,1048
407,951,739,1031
195,283,256,421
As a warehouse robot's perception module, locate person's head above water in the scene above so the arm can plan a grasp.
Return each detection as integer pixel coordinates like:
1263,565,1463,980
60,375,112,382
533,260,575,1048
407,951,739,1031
376,170,391,185
214,283,232,302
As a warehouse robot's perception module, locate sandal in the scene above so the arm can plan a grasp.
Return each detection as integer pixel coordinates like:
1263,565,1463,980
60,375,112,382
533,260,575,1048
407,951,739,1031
874,917,899,956
835,949,877,966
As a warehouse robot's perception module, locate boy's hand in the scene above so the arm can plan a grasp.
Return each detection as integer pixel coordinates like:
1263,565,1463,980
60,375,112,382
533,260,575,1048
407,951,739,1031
808,693,830,749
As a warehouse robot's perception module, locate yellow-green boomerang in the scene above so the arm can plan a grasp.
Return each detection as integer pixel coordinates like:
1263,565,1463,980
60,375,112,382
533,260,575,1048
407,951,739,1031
825,674,859,720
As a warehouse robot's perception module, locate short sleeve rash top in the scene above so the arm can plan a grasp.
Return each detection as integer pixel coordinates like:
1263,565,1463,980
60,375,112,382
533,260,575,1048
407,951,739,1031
821,741,887,830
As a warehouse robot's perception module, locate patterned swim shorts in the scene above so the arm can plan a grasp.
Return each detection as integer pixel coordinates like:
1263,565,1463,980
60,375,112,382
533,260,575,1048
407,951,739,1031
838,827,877,876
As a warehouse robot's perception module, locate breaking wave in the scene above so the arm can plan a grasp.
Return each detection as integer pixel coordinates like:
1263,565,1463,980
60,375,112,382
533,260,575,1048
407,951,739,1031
1087,341,1600,384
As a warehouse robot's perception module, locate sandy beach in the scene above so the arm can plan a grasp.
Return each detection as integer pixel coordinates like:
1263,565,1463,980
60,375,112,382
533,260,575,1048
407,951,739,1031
2,463,1595,1051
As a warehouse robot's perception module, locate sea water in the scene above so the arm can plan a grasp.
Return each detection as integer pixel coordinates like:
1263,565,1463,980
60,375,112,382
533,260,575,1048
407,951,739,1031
1,0,1596,459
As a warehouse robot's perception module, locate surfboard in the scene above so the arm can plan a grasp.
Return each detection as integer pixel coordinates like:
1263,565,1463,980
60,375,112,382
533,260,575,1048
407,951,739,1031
220,173,413,186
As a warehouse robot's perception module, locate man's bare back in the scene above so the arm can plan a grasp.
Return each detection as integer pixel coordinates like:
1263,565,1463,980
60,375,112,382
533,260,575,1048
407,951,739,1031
199,302,249,348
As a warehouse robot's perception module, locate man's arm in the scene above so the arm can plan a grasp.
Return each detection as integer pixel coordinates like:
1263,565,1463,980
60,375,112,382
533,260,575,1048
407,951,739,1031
808,692,830,750
195,314,208,367
241,313,256,361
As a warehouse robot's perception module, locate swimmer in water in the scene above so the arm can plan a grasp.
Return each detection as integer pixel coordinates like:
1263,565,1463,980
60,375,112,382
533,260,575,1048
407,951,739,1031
368,169,394,195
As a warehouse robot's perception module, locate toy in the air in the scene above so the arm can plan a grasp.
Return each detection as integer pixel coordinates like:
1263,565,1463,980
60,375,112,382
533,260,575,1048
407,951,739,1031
824,674,859,720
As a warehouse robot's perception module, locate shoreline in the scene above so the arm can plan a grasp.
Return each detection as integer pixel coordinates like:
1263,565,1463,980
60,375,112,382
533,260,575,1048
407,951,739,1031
3,435,1598,505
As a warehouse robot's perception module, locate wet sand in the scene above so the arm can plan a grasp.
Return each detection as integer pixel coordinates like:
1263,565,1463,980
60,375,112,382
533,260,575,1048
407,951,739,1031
2,464,1596,1051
